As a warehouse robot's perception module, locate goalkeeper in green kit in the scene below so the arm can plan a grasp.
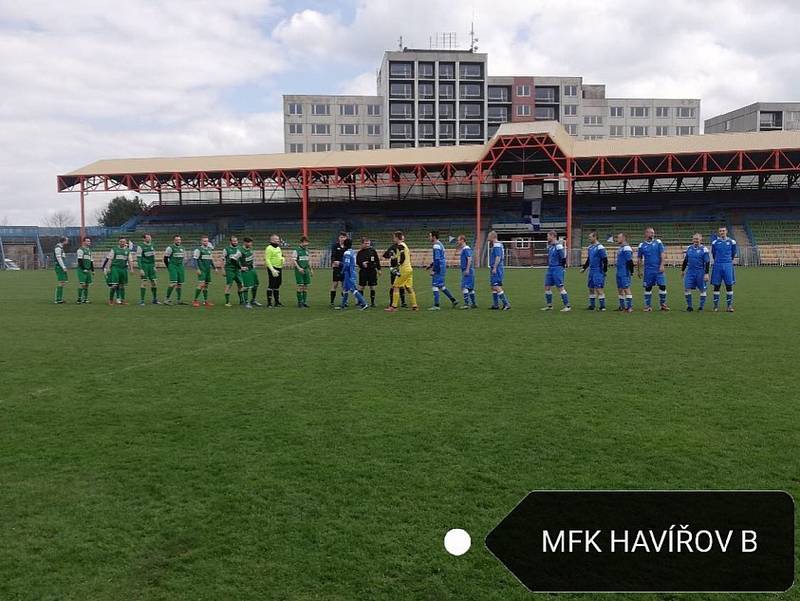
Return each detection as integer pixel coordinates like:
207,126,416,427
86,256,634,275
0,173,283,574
192,235,217,307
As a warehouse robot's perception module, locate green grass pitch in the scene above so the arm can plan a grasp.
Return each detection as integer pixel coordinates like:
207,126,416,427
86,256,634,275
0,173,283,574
0,268,798,601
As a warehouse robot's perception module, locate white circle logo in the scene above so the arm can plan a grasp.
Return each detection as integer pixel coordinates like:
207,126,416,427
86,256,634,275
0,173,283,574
444,529,471,556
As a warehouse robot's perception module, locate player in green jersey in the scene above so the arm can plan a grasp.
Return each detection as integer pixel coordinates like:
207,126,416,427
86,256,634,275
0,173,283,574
163,235,187,305
75,236,94,304
222,236,244,307
291,236,313,307
53,236,69,304
239,237,257,309
105,237,133,305
136,232,160,305
192,235,217,307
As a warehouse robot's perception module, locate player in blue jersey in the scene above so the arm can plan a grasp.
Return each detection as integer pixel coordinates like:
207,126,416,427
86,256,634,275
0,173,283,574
541,229,571,312
637,227,670,312
487,231,510,310
681,233,711,312
580,231,608,311
426,231,458,310
615,233,634,313
711,226,737,312
456,235,477,309
336,238,368,311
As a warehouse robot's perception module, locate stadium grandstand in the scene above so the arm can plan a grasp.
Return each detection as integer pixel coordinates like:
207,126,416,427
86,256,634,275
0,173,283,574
53,121,800,269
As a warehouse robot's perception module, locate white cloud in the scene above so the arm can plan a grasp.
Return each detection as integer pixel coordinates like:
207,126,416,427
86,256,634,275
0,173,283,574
339,71,377,96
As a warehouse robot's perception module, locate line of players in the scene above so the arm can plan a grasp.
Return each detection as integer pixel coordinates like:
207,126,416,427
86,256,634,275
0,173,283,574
51,225,736,312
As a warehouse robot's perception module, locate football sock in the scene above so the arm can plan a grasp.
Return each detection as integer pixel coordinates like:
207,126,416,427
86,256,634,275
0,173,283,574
176,287,181,301
408,289,417,307
598,294,606,310
297,291,303,305
370,289,375,305
109,287,116,301
194,288,202,300
341,292,349,308
545,291,553,306
202,288,208,301
685,292,693,309
252,286,259,302
626,295,633,310
726,291,733,307
699,292,706,309
713,291,720,308
464,290,470,304
274,290,280,305
469,291,476,306
659,290,667,305
561,291,570,306
151,287,157,301
354,290,366,306
433,290,440,306
618,295,625,309
330,290,336,304
225,292,230,304
442,287,456,302
492,292,499,307
644,290,652,307
588,294,596,309
140,287,146,302
498,291,509,307
166,287,173,299
119,287,125,301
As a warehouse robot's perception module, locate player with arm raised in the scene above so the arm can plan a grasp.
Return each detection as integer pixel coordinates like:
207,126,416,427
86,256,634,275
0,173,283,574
427,230,458,310
580,231,608,311
336,238,368,310
682,233,710,312
488,231,510,310
384,231,418,312
637,227,669,312
163,235,187,305
192,235,216,307
75,236,93,304
53,236,69,304
292,236,312,308
711,226,737,312
542,229,571,312
615,233,634,313
136,233,159,305
456,235,476,309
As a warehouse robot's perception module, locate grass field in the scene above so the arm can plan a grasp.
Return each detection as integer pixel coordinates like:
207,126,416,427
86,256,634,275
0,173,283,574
0,267,798,601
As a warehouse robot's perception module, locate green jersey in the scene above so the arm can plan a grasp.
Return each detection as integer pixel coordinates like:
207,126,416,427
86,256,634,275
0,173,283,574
53,243,67,271
193,245,214,268
239,247,255,271
108,246,130,269
76,246,93,270
293,246,310,270
223,245,242,269
137,242,156,266
164,244,185,266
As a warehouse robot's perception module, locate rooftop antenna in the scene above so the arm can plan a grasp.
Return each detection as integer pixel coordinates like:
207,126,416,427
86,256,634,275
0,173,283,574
397,35,404,50
469,20,479,52
430,32,458,49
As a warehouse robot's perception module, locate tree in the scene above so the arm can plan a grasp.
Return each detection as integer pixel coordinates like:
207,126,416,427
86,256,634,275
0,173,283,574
96,195,146,227
42,210,78,228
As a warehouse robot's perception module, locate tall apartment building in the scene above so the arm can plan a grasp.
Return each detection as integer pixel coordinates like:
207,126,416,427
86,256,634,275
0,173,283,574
283,95,384,153
283,48,701,151
705,102,800,134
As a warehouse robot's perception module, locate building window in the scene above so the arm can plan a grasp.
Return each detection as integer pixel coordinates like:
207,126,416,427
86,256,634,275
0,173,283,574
630,125,649,136
584,135,604,140
676,107,696,118
418,62,435,78
630,106,649,118
563,104,578,116
289,143,303,153
516,84,531,97
367,124,381,136
565,124,578,135
610,125,624,137
459,103,482,119
311,123,330,135
311,104,330,116
389,102,413,118
390,123,413,139
488,86,510,102
418,103,435,119
459,122,483,139
438,83,455,99
656,106,670,118
288,123,303,134
389,61,413,78
439,103,455,119
389,83,413,99
438,62,455,79
367,104,381,116
312,143,331,152
439,123,455,138
724,120,731,131
419,122,435,139
584,115,603,126
563,84,578,97
535,87,558,102
488,106,509,122
287,102,302,115
655,126,670,136
535,106,555,120
366,144,382,150
460,83,483,99
516,104,531,117
459,62,483,79
610,106,624,118
340,104,358,116
339,143,359,151
418,82,434,99
676,126,695,135
340,124,359,135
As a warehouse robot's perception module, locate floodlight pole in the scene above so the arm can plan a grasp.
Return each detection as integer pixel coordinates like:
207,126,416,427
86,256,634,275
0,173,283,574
79,177,86,241
301,168,309,238
565,157,573,266
475,163,482,263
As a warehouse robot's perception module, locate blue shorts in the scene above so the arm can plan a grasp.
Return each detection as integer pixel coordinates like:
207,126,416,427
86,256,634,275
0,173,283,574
711,263,735,286
490,271,504,287
616,273,632,289
643,271,667,288
587,270,606,289
684,270,707,291
343,277,358,293
431,271,446,288
545,266,565,287
461,273,474,291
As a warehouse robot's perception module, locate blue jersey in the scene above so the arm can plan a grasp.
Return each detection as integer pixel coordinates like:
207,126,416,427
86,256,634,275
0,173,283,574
432,241,446,274
616,244,633,275
587,243,607,271
548,242,566,267
638,239,665,272
490,242,504,277
460,246,474,274
342,248,358,280
711,237,737,264
685,244,710,271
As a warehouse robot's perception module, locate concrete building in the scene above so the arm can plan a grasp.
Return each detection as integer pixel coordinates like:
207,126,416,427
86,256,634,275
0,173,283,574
283,48,701,151
705,102,800,134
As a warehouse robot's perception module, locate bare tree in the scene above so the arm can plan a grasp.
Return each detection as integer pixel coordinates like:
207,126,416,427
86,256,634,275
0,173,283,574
42,210,78,228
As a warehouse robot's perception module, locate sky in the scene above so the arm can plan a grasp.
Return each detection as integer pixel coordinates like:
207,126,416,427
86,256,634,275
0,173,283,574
1,0,799,225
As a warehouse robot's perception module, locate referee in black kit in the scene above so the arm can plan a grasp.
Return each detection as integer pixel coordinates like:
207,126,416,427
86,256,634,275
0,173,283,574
356,238,381,307
330,231,348,307
382,241,406,308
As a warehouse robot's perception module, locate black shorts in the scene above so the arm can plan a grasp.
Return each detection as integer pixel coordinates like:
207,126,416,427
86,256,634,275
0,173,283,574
268,268,282,289
332,267,344,282
359,269,378,287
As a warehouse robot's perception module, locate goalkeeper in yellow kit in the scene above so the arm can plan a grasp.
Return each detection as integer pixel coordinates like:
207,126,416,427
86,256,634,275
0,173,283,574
384,230,418,312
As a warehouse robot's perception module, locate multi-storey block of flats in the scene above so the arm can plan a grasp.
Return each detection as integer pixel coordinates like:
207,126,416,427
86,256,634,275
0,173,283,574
705,102,800,134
